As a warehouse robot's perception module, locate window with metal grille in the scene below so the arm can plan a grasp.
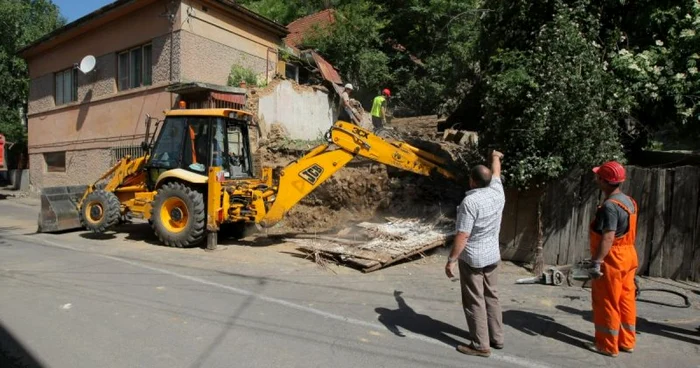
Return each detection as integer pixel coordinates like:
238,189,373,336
111,144,144,165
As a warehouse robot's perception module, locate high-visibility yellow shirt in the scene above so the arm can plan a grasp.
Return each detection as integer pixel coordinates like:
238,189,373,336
371,95,386,118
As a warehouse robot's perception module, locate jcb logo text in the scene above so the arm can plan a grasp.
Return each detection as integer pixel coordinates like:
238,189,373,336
352,127,369,139
299,164,324,185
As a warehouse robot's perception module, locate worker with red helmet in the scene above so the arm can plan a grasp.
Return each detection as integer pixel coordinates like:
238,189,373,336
586,161,639,357
370,88,391,131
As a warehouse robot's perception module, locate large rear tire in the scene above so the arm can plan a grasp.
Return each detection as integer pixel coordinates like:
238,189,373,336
80,190,121,233
150,182,205,248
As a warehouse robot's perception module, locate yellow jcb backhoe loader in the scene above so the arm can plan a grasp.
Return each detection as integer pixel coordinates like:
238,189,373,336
37,107,456,249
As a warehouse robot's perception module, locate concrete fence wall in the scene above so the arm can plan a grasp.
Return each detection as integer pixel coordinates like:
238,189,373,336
257,81,336,141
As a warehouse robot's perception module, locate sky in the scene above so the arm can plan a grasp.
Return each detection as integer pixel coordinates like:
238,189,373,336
54,0,114,23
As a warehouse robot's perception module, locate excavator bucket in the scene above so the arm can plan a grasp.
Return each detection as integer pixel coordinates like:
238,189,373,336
37,185,88,233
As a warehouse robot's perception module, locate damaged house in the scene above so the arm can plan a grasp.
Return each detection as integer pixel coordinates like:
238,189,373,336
20,0,288,190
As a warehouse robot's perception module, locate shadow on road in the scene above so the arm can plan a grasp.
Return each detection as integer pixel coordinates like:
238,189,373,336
502,310,592,351
79,222,287,248
0,320,45,368
86,223,163,246
556,305,700,346
375,290,470,348
0,227,20,247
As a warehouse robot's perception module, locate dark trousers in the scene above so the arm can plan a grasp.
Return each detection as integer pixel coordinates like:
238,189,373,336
338,107,355,123
458,260,504,350
371,116,384,130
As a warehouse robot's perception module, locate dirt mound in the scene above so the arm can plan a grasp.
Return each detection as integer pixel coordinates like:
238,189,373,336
254,114,482,234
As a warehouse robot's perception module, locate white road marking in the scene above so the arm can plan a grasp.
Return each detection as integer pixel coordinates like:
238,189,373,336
20,234,552,368
61,303,72,310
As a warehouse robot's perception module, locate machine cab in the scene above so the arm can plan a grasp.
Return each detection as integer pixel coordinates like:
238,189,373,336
146,108,255,186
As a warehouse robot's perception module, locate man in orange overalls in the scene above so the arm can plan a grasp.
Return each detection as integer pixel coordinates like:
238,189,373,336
586,161,639,357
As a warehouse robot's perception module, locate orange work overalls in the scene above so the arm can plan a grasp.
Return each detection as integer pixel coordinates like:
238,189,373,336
589,197,639,355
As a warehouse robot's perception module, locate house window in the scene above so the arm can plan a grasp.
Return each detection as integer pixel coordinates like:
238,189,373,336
55,68,78,105
44,152,66,172
118,43,152,91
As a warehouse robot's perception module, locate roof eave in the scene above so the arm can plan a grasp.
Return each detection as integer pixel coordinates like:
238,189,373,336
212,0,289,37
17,0,139,58
18,0,289,59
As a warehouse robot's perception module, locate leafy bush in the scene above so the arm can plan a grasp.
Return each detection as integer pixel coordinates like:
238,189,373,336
227,65,262,87
477,2,624,188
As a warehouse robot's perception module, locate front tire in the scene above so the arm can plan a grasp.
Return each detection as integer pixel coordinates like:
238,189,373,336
80,190,121,233
150,182,206,248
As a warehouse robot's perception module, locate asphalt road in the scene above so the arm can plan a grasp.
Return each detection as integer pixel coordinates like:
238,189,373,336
0,212,550,368
1,199,698,368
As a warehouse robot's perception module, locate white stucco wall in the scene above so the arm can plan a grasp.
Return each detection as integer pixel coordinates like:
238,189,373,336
258,81,334,140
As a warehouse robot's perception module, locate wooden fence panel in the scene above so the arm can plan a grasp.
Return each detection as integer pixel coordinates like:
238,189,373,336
648,170,669,277
501,165,700,281
499,189,521,260
542,169,584,265
668,167,699,279
513,191,539,263
564,172,599,265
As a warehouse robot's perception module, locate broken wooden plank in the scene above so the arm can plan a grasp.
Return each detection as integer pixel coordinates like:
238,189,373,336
284,234,367,246
295,247,381,270
294,242,393,263
362,239,446,273
344,257,381,269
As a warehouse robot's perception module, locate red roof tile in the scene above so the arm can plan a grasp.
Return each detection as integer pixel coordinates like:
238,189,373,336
284,9,336,48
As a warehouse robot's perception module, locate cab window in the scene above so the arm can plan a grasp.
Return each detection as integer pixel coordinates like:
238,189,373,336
182,117,211,173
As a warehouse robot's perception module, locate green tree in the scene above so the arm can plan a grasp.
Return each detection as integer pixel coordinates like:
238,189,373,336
477,2,624,188
0,0,65,145
239,0,698,188
302,1,391,96
237,0,344,25
381,0,482,115
604,0,700,149
451,0,699,188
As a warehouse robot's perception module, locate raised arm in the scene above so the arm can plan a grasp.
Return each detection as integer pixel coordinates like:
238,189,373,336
490,150,503,178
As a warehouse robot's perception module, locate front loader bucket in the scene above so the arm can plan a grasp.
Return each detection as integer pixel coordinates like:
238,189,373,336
37,185,89,233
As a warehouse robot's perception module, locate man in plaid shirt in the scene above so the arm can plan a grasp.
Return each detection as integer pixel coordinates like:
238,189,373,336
445,150,505,358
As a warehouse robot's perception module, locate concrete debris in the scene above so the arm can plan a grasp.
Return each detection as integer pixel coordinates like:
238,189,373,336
442,128,478,146
292,216,454,272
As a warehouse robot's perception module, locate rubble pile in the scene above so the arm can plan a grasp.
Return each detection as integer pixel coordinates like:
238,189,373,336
247,83,484,271
255,114,481,235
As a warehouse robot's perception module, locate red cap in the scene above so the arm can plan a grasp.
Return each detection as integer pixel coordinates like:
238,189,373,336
593,161,626,184
382,88,391,97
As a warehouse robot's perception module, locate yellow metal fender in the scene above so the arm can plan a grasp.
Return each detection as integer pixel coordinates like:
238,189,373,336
155,168,208,188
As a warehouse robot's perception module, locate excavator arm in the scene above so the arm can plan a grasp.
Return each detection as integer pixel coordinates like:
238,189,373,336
259,121,455,227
